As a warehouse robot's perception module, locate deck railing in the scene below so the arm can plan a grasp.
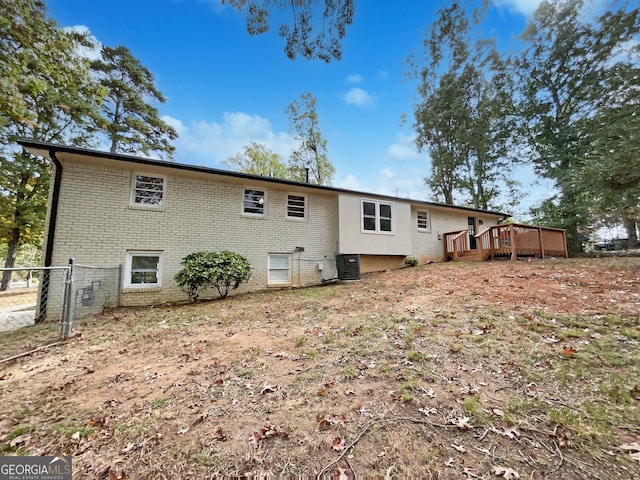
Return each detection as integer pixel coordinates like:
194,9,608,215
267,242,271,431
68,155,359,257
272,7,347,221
445,223,568,261
444,230,470,261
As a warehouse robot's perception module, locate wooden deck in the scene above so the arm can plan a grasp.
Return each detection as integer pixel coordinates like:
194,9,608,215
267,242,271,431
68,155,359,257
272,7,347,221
444,224,568,262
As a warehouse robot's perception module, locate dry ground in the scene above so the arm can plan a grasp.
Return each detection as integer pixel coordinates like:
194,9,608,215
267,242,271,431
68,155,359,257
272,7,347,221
0,257,639,479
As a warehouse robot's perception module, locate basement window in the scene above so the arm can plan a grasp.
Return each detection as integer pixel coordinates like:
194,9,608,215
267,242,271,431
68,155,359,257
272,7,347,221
268,254,291,285
125,252,162,288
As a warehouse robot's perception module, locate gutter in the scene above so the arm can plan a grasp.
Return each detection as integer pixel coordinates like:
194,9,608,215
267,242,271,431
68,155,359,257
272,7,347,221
36,149,63,322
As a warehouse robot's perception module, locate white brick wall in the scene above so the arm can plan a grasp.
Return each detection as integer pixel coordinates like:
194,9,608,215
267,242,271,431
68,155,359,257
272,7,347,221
42,158,339,318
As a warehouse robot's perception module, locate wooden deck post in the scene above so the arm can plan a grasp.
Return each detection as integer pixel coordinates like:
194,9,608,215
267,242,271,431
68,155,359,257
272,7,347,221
510,224,517,261
489,228,495,260
538,227,545,259
562,230,569,258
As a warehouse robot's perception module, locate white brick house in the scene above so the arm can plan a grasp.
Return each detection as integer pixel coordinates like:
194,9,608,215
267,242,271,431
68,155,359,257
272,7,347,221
20,140,506,318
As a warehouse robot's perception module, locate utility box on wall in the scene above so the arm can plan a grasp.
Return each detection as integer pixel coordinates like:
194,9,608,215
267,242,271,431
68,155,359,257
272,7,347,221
336,254,361,280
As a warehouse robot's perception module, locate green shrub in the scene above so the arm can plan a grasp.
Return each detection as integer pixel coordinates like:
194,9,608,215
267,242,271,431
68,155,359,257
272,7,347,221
175,250,252,301
404,256,418,267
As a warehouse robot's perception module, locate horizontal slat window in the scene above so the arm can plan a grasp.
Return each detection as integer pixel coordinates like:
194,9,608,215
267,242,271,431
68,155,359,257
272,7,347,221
131,174,165,207
287,194,307,220
417,210,431,232
243,189,265,216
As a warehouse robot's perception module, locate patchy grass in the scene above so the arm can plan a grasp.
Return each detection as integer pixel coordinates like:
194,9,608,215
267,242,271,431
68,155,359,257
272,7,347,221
0,257,639,478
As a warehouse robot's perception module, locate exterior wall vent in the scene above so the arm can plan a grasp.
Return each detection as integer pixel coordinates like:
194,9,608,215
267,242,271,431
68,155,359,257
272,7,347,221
336,254,361,280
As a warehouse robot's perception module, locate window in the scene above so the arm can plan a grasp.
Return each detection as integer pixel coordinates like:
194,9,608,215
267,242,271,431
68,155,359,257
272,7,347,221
243,188,265,216
287,194,307,220
131,174,165,207
417,210,431,232
361,199,394,234
125,252,162,288
268,254,291,285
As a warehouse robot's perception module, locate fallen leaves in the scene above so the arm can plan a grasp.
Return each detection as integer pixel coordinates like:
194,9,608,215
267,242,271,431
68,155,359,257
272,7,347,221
317,413,347,431
561,345,577,356
455,417,473,430
491,465,520,479
250,425,289,447
620,442,640,464
332,436,346,451
491,426,520,440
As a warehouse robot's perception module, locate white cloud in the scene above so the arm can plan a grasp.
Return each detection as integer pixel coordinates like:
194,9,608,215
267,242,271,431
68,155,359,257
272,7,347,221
493,0,543,16
385,133,423,161
342,88,376,108
372,166,429,200
335,174,364,191
162,112,295,167
346,74,363,84
376,70,389,80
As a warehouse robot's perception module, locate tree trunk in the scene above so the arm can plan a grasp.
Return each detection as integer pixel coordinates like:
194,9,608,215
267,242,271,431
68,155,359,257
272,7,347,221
0,228,21,291
623,215,638,247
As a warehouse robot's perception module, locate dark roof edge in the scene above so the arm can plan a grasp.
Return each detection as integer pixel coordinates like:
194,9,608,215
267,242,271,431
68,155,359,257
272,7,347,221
18,139,509,218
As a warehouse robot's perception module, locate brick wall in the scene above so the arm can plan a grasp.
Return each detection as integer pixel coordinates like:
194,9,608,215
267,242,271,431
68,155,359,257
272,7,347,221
41,157,339,318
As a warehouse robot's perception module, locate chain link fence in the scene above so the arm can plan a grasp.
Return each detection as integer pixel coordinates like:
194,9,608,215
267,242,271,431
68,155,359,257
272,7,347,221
71,264,121,323
0,260,121,361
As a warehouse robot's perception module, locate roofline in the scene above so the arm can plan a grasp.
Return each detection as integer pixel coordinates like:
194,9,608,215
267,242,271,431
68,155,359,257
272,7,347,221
18,139,509,218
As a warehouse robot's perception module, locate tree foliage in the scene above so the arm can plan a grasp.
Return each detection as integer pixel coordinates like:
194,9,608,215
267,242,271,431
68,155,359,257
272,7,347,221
223,0,355,62
91,45,178,159
0,0,104,289
410,0,515,210
513,0,640,253
285,93,334,185
223,142,292,179
175,250,252,302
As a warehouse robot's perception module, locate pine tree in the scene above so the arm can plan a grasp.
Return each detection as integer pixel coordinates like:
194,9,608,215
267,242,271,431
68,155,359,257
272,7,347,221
0,0,103,290
91,46,177,159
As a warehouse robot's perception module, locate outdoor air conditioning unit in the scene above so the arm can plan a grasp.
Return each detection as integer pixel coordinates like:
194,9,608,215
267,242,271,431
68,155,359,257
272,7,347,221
336,254,361,281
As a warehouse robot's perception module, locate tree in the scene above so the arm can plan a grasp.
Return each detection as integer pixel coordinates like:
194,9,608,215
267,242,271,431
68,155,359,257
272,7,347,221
223,0,355,62
91,45,177,159
223,142,292,179
410,0,515,210
513,0,640,254
578,63,640,246
285,93,334,185
0,0,104,290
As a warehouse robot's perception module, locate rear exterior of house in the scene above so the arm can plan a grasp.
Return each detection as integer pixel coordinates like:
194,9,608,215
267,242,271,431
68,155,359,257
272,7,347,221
21,141,506,320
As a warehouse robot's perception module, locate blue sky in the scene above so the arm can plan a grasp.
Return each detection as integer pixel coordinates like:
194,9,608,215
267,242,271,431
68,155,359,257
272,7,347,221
46,0,547,215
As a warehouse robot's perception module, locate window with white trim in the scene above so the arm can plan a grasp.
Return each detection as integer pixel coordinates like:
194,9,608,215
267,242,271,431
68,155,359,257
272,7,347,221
125,252,162,288
417,210,431,232
131,174,165,207
268,254,291,285
361,199,394,234
286,194,307,220
243,188,265,216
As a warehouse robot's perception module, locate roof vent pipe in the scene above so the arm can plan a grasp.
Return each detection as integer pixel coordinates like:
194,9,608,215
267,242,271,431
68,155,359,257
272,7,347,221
305,167,310,183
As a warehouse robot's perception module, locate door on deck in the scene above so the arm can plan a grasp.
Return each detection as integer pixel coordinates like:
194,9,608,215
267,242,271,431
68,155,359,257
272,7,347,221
468,217,477,249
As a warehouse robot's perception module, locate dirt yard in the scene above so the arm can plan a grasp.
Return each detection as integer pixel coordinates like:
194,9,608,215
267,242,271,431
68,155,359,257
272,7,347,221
0,257,639,479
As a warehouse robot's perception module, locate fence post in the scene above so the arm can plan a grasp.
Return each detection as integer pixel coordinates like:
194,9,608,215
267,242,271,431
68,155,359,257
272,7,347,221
59,258,74,340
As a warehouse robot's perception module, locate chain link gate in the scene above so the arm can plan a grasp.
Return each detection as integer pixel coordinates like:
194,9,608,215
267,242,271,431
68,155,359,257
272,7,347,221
0,259,121,361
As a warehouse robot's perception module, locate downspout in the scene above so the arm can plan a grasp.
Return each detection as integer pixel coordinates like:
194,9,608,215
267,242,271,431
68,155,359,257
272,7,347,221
36,149,63,323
